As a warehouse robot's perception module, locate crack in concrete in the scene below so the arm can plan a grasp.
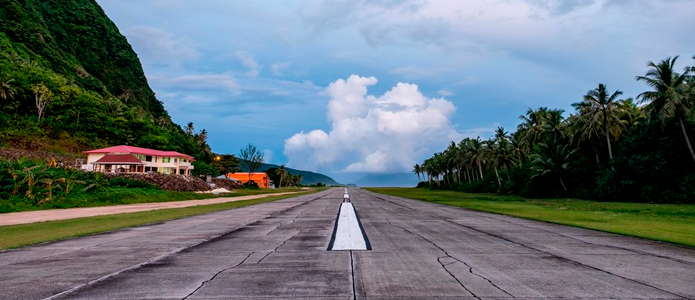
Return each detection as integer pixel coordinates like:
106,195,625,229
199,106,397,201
182,193,337,297
42,190,333,300
182,251,254,299
264,222,284,236
455,213,695,266
437,256,480,300
369,190,691,299
368,188,694,265
438,217,691,299
257,229,302,264
385,218,512,298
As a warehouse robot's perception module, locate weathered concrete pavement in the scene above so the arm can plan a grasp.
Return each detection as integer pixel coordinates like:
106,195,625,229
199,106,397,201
1,188,694,299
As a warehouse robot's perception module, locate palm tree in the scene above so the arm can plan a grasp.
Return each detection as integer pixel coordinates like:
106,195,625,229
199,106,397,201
412,164,421,182
617,98,644,129
530,140,577,192
636,56,695,163
0,77,17,101
278,165,286,187
467,137,486,181
518,107,549,149
491,127,514,186
572,83,625,160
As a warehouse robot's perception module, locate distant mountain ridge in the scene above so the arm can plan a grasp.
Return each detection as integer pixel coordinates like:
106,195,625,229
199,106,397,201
257,163,340,186
354,173,418,187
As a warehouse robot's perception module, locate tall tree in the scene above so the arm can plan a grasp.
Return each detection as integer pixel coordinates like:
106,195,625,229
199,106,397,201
412,164,421,182
572,83,625,160
239,144,265,183
185,122,195,136
518,107,549,149
636,56,695,163
530,139,577,192
467,137,486,181
491,127,514,186
278,165,287,188
32,83,53,123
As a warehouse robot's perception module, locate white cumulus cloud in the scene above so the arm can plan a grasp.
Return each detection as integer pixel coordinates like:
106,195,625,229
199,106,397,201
284,75,461,173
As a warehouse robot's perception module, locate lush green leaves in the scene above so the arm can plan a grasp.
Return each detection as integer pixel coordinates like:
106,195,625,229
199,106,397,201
0,0,213,162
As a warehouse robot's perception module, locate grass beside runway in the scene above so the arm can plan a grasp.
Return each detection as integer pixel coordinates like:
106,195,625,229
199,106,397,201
0,188,325,250
366,188,695,247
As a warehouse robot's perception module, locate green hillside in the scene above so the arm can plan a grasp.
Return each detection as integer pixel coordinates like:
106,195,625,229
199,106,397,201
258,163,340,186
0,0,212,161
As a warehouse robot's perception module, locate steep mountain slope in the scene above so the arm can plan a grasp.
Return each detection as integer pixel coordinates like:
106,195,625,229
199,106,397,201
0,0,161,115
0,0,211,160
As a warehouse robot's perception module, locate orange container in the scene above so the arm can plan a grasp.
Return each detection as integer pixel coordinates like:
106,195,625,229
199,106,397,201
226,172,270,188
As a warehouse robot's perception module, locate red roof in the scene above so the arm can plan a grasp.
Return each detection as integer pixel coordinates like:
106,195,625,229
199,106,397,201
93,154,145,164
82,145,195,161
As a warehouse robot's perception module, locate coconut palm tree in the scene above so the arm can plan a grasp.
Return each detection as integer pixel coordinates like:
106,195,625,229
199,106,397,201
412,164,422,182
0,77,17,101
518,107,550,150
491,127,515,186
467,137,486,181
636,56,695,163
617,98,644,129
278,165,287,187
530,139,577,192
572,83,625,160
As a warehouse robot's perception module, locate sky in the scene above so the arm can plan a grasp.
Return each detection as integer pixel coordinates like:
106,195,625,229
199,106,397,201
97,0,694,183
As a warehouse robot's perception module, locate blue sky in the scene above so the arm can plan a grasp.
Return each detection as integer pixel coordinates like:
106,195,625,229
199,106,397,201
98,0,694,183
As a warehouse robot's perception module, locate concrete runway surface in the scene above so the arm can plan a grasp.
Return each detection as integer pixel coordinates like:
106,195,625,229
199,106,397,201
1,188,694,299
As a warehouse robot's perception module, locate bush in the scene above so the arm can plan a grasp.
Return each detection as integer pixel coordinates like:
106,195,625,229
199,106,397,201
106,177,158,189
242,181,259,189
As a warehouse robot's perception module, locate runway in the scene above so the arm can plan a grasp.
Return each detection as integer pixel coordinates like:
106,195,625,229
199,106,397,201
1,188,694,299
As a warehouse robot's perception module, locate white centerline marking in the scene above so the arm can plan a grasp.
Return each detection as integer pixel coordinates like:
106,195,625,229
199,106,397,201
330,203,368,250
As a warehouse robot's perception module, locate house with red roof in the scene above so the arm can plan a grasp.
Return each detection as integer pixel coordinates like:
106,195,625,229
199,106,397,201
82,145,195,175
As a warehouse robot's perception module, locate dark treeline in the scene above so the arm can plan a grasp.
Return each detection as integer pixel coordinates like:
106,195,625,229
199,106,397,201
415,55,695,203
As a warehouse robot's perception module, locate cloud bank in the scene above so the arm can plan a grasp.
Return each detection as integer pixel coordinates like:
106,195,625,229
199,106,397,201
284,75,460,173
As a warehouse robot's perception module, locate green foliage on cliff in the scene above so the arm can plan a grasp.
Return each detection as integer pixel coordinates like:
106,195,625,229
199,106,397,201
0,0,212,161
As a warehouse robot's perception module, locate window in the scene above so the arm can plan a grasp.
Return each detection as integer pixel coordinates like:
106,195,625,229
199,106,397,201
134,154,145,161
174,158,178,163
145,155,152,162
162,157,171,163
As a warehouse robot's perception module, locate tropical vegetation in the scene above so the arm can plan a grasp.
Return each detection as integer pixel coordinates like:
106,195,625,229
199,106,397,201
415,55,695,203
0,157,219,213
0,0,215,163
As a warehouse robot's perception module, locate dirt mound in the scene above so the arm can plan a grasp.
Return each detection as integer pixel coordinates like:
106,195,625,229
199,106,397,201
211,178,242,190
107,173,212,192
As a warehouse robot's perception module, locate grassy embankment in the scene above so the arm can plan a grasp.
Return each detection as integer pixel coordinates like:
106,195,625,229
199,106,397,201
34,187,307,209
367,188,695,247
0,188,325,250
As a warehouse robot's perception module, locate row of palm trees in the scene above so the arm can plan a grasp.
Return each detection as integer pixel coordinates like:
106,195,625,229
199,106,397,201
415,55,695,193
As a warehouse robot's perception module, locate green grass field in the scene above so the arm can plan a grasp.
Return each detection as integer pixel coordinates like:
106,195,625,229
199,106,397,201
0,188,323,250
366,188,695,247
2,187,307,213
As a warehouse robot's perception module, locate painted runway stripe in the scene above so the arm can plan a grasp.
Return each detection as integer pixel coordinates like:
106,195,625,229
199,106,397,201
329,202,370,250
